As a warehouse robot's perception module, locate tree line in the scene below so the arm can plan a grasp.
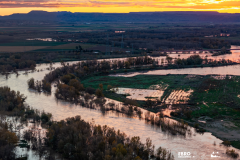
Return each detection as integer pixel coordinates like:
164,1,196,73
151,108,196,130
46,115,174,160
0,54,36,73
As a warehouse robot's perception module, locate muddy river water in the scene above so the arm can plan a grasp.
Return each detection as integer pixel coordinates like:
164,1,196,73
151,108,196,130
1,48,240,159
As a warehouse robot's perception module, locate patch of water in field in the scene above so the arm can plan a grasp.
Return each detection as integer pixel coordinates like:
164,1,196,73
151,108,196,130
113,88,164,101
1,62,239,159
111,64,240,77
26,38,57,42
113,87,193,104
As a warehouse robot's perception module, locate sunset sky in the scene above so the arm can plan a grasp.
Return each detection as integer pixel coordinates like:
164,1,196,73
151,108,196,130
0,0,240,16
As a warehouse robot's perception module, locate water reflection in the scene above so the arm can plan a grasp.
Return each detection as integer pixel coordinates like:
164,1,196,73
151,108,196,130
26,38,57,42
0,58,239,159
111,64,240,77
0,115,46,159
157,45,240,63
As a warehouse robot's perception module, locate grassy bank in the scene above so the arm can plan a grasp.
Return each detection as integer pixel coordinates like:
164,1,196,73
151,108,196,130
82,74,186,90
231,141,240,150
82,74,240,107
81,74,240,149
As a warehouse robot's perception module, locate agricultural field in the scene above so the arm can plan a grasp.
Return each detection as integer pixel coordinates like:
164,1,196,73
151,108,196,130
0,23,154,33
81,74,240,112
42,43,103,50
0,41,67,46
81,74,190,91
36,42,131,52
0,40,69,52
81,74,240,145
0,46,48,52
0,22,238,54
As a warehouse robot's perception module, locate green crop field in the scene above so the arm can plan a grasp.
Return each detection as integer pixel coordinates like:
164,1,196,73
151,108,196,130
81,74,240,122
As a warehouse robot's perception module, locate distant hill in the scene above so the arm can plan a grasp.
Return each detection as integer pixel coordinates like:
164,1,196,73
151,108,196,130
1,11,240,23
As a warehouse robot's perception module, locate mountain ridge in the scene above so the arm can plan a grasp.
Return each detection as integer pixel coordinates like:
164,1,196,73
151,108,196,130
1,10,240,23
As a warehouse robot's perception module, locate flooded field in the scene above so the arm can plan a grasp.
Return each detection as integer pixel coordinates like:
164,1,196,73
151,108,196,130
41,45,239,67
1,61,240,159
154,45,240,64
113,88,165,101
111,64,240,77
0,115,46,159
114,87,193,104
26,38,57,42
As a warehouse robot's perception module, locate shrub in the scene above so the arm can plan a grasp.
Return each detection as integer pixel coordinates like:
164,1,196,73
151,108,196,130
124,99,139,106
107,85,113,90
69,79,84,91
42,80,51,92
60,75,71,84
55,84,79,100
194,123,199,129
86,87,95,94
226,149,239,158
96,89,104,98
41,112,52,123
222,141,231,147
27,78,35,89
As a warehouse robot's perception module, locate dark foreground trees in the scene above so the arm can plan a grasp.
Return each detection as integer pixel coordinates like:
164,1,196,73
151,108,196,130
0,86,53,122
0,86,52,159
0,86,26,112
0,53,36,73
1,86,174,160
46,116,174,160
0,121,19,160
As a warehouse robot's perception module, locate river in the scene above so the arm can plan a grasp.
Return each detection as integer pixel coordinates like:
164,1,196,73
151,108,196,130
110,46,240,77
1,51,240,159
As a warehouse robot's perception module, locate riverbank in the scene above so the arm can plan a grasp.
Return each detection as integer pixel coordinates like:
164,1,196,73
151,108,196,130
108,62,240,76
39,58,240,151
1,60,240,159
0,86,175,160
81,74,240,149
0,52,143,74
24,56,240,153
171,115,240,150
2,52,239,76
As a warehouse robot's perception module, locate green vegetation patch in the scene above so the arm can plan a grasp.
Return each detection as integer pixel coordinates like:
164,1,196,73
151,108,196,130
81,74,189,90
230,141,240,150
82,74,240,122
191,103,240,120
